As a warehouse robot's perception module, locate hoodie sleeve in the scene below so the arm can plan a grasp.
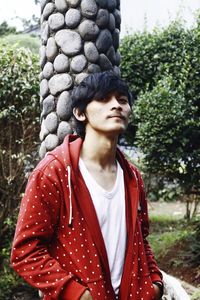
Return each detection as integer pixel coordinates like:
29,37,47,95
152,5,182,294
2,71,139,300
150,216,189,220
11,168,87,300
137,170,163,284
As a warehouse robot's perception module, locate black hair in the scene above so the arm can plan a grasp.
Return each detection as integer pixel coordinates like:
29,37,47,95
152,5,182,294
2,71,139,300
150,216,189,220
71,71,133,137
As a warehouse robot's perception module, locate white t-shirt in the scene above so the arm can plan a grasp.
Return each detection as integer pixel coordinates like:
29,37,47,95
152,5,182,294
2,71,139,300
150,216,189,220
79,158,126,295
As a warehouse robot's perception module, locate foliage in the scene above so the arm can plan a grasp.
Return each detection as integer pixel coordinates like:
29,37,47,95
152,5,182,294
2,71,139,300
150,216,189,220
191,289,200,300
120,19,200,218
0,34,40,54
0,45,40,248
0,21,16,36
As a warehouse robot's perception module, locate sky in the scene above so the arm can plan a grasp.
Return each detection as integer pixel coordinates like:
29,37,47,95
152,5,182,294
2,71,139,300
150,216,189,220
0,0,199,37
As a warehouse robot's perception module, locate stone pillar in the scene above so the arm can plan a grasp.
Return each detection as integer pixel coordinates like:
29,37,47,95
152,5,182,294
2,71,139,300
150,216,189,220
39,0,121,157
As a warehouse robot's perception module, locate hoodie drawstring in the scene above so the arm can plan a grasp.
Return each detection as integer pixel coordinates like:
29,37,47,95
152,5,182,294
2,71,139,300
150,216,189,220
67,165,72,226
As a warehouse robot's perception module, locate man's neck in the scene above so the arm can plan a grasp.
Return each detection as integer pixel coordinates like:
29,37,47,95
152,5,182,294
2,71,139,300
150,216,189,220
80,131,118,170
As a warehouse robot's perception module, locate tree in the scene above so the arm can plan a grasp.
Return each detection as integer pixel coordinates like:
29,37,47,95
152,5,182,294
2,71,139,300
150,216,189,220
0,21,16,36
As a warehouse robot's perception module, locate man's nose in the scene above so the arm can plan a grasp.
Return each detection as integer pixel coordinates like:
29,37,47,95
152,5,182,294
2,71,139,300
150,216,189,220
110,96,122,109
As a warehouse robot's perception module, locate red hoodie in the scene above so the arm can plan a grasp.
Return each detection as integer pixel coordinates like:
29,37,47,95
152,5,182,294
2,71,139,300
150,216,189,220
11,135,163,300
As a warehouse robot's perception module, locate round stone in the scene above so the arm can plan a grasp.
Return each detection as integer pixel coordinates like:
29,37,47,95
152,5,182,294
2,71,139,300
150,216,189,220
79,20,99,41
96,0,107,8
43,62,54,79
41,22,50,45
56,91,72,120
107,0,117,11
88,63,101,73
45,134,59,151
67,0,81,7
48,13,65,31
96,29,113,53
96,9,109,29
40,79,49,98
84,42,99,63
71,55,87,73
81,0,98,19
55,29,82,56
49,74,73,95
39,119,49,141
54,54,69,73
115,50,120,66
99,54,113,71
65,8,81,29
41,0,50,13
44,112,58,133
39,72,44,81
106,46,116,65
43,3,55,20
41,95,55,117
55,0,68,12
75,73,88,85
46,37,58,61
39,45,46,68
108,13,116,32
113,9,121,29
113,66,121,76
39,141,47,158
57,121,73,142
112,28,120,49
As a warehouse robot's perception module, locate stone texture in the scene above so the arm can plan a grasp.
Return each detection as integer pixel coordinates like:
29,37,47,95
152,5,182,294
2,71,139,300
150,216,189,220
55,29,82,56
40,79,49,98
99,54,113,71
67,0,81,7
56,91,72,120
46,37,58,61
96,0,107,8
71,55,87,73
40,119,49,141
84,42,99,63
106,46,116,65
44,112,58,132
41,95,55,117
41,21,50,44
113,9,121,29
88,63,101,73
81,0,98,19
39,141,47,158
112,28,120,49
96,29,113,53
113,66,121,76
75,73,88,84
107,0,117,11
45,134,59,151
43,2,55,20
54,54,69,73
39,45,46,68
48,13,65,31
115,50,120,66
108,13,115,32
96,9,109,29
41,0,50,12
57,121,73,141
65,8,81,29
55,0,68,12
43,62,54,79
39,72,44,81
49,74,73,95
79,20,99,41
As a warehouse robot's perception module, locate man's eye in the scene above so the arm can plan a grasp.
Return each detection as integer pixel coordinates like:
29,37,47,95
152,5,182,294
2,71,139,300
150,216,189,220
118,97,128,103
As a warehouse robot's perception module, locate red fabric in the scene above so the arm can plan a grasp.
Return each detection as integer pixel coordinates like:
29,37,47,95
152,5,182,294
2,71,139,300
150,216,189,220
11,135,163,300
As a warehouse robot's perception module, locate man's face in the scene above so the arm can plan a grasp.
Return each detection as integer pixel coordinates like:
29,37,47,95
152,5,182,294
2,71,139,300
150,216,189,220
84,92,131,137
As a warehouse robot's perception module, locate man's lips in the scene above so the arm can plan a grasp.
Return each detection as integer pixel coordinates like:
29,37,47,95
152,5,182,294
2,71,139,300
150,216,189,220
107,115,126,120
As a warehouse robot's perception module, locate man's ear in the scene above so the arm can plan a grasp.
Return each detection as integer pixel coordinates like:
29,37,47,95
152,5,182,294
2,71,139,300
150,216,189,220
73,107,86,122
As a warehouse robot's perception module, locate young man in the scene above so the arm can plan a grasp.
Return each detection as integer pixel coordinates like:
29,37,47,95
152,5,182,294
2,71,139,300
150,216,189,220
11,72,163,300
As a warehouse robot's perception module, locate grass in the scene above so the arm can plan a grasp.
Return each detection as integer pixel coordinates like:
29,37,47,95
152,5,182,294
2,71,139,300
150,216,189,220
0,34,40,54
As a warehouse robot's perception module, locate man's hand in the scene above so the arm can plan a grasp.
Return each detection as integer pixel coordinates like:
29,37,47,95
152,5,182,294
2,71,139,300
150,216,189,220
80,290,93,300
153,283,162,300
